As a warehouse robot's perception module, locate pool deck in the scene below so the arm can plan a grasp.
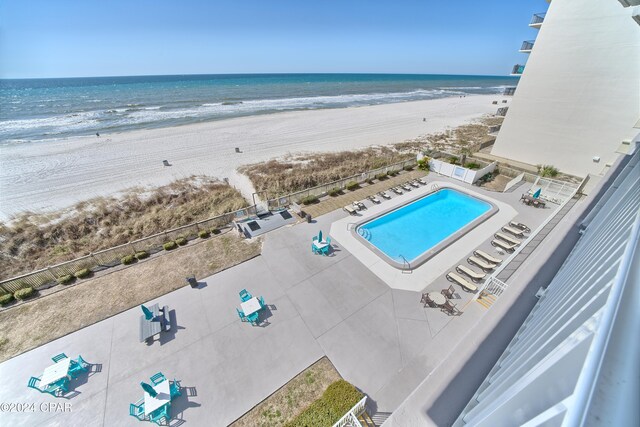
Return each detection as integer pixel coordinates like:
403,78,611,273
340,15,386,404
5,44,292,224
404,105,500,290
0,174,563,426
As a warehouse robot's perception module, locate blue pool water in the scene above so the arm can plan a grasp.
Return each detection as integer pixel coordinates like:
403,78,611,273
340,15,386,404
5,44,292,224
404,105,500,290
357,189,491,263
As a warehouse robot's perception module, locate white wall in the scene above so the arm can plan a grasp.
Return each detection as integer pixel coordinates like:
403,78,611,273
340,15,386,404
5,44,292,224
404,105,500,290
491,0,640,177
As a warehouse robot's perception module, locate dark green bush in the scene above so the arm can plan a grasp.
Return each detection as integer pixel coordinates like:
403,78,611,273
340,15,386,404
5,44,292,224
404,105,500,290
285,380,363,427
0,293,15,306
211,228,221,235
74,268,91,279
538,164,559,177
403,164,415,171
464,162,481,170
57,274,75,285
299,195,319,205
366,179,374,185
163,241,177,251
176,237,188,246
448,157,459,165
14,287,35,300
417,157,431,171
328,187,342,197
135,251,149,260
345,181,359,191
198,230,211,238
121,254,136,265
387,170,398,177
375,173,387,181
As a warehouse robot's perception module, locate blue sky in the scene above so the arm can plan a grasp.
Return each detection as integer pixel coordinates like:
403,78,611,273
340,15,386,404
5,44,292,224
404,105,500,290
0,0,545,79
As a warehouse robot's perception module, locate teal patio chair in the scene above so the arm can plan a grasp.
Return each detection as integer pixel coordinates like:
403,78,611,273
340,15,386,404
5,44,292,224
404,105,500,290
311,243,321,254
150,372,167,386
28,376,68,397
51,353,68,363
150,403,171,426
170,379,182,398
141,304,154,320
129,400,146,421
239,289,252,302
321,237,332,255
236,308,247,321
247,311,260,325
258,296,266,308
68,355,89,378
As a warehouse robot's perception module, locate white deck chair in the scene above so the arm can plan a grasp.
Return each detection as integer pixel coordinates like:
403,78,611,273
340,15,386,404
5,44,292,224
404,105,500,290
446,272,478,293
495,232,521,246
467,256,496,272
491,239,517,252
474,250,502,264
456,265,486,282
502,225,524,237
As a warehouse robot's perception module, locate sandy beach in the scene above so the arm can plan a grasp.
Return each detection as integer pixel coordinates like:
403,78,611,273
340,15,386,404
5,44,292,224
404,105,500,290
0,95,500,220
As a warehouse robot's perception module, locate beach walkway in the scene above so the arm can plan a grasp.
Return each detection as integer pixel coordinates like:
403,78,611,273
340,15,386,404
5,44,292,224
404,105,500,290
0,173,570,426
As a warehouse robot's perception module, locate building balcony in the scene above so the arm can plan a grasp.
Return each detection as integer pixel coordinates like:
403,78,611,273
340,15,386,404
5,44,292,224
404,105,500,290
488,125,502,137
519,40,535,53
504,87,517,96
529,12,546,28
511,64,525,76
617,0,640,6
496,107,509,117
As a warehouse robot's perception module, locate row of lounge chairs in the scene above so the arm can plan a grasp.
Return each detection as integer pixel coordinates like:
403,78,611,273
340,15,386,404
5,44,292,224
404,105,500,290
343,177,428,215
444,222,530,294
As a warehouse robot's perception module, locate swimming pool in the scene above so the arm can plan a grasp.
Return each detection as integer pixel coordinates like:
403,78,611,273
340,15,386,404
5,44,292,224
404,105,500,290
355,188,496,268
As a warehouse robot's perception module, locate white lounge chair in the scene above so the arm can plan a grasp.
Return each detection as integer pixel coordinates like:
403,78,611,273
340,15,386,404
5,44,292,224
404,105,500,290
410,181,420,188
467,256,496,272
343,205,357,215
502,225,524,237
509,221,531,232
417,177,427,185
353,200,366,210
446,272,478,293
392,187,403,195
379,191,391,199
491,239,517,252
401,183,412,191
474,250,502,264
368,195,381,204
456,265,486,282
495,232,521,246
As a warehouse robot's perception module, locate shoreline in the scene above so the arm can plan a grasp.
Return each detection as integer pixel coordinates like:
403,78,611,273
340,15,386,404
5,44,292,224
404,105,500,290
0,94,503,220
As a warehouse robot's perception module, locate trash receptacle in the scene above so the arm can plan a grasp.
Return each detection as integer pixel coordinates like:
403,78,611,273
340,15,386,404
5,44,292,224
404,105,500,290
306,214,312,223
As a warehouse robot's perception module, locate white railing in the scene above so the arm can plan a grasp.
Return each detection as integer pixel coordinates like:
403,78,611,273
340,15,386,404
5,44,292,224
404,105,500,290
503,173,525,193
482,277,508,297
333,396,367,427
429,159,497,185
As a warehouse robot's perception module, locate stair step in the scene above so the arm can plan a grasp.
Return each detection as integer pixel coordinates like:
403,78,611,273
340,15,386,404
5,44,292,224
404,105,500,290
371,411,392,426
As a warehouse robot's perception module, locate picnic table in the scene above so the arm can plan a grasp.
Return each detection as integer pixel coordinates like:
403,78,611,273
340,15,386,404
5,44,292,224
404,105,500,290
41,358,71,387
144,379,171,416
139,304,170,343
240,297,262,316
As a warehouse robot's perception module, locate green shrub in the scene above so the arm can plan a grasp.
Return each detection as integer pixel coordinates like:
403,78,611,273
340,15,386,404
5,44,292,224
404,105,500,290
163,241,177,251
198,230,211,238
375,173,387,181
0,293,15,306
121,254,136,265
57,274,75,285
464,162,481,170
285,380,363,427
211,228,221,235
403,164,415,171
417,157,431,171
14,287,35,300
176,237,188,246
299,195,319,205
538,164,559,177
345,181,359,191
448,156,459,165
135,251,149,260
328,187,342,197
387,170,398,177
366,179,374,185
74,268,91,279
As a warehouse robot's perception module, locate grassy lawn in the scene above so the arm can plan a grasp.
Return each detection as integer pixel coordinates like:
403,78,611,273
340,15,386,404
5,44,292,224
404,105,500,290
0,231,262,362
230,357,342,427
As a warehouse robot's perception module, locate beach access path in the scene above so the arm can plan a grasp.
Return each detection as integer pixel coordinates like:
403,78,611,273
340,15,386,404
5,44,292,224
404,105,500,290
0,95,501,220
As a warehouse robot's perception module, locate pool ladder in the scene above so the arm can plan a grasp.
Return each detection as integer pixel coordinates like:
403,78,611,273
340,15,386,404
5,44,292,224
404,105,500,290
431,183,440,192
399,255,412,274
358,228,372,241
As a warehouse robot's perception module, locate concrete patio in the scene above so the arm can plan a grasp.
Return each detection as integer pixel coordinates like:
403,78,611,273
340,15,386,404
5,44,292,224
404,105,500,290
0,174,562,427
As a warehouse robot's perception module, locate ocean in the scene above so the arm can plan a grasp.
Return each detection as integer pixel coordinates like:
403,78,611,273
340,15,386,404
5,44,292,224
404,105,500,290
0,73,517,144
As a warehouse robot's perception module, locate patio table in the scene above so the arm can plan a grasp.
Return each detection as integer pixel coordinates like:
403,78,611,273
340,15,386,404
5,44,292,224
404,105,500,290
40,358,71,387
241,297,262,316
144,379,171,416
313,241,329,250
428,292,447,307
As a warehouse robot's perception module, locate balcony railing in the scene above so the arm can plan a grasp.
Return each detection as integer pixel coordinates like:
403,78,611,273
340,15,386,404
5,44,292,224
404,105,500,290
504,87,517,96
520,40,535,52
496,107,509,117
511,64,525,75
530,12,546,26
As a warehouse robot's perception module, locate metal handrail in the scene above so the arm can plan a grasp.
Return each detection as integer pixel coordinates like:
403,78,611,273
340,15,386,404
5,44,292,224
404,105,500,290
398,254,411,272
520,40,535,51
530,12,546,25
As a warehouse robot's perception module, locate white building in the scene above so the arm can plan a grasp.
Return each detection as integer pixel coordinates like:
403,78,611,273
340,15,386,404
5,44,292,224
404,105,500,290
490,0,640,177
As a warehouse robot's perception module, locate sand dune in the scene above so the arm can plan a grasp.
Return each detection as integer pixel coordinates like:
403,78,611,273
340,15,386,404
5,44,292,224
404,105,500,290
0,95,500,220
